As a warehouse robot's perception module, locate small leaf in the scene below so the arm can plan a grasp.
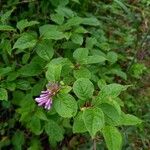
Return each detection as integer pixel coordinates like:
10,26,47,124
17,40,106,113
0,88,8,101
51,13,64,25
31,79,46,96
96,84,129,104
28,138,42,150
17,19,39,32
59,86,72,94
28,116,41,135
16,79,31,90
19,56,45,77
39,25,65,40
1,39,12,55
71,34,83,45
73,78,94,100
13,33,37,50
56,6,75,18
7,71,19,81
50,0,69,7
107,51,118,63
83,107,105,137
0,25,15,31
22,53,30,64
86,37,97,49
63,17,83,29
1,9,15,23
74,26,88,34
0,67,12,77
54,93,77,118
108,69,127,80
97,79,106,89
73,111,87,133
102,126,122,150
82,17,100,26
35,40,54,61
12,131,25,150
100,103,121,125
120,113,142,125
35,110,48,121
71,0,80,4
86,55,106,64
73,67,91,79
45,120,64,142
46,64,62,82
73,48,89,64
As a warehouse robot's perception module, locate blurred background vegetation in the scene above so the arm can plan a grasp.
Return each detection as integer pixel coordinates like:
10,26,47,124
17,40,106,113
0,0,150,149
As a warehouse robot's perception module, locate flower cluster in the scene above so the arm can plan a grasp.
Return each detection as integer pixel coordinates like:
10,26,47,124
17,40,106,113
35,83,59,110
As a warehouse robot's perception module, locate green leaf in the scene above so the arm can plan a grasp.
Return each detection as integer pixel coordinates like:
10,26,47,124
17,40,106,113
19,56,45,76
71,34,83,45
35,40,54,61
35,110,48,121
5,82,16,91
31,79,46,96
73,67,91,79
63,17,83,29
0,25,15,31
17,19,39,32
107,51,118,63
55,6,75,18
82,17,100,26
97,79,106,89
102,126,122,150
86,37,97,49
27,138,42,150
1,39,12,55
45,120,64,142
74,26,88,34
50,0,69,7
71,0,80,3
54,93,77,118
86,55,106,64
51,14,64,25
46,64,62,82
28,116,41,135
99,103,121,125
108,69,127,80
16,79,31,90
12,131,25,150
83,107,105,137
96,84,129,104
39,25,65,40
73,48,89,64
7,71,19,81
0,88,8,101
13,33,37,50
1,9,15,23
0,67,12,77
12,91,25,106
73,78,94,100
73,111,87,133
59,85,72,94
120,113,142,125
22,53,30,64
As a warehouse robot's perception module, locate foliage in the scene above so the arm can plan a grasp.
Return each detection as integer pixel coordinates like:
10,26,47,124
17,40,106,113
0,0,149,149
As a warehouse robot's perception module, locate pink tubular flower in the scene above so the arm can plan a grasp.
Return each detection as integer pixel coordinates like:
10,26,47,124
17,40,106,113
35,90,52,110
35,83,60,110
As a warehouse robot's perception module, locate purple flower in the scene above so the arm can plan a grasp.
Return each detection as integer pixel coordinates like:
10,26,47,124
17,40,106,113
35,90,52,110
35,83,60,110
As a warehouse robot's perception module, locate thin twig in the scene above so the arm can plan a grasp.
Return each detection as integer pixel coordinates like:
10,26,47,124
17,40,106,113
93,138,97,150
